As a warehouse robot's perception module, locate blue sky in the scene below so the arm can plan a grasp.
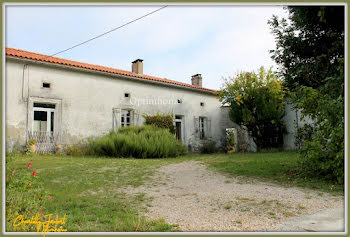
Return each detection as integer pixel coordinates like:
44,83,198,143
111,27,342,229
6,5,288,90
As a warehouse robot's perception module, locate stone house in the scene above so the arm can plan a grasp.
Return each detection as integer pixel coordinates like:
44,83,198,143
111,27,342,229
5,47,308,153
5,47,234,152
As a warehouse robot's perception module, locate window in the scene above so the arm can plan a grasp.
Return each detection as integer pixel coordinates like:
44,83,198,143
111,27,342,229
124,93,130,98
33,103,55,133
199,117,206,139
121,109,132,127
177,99,182,104
34,103,55,109
42,82,51,88
200,102,205,106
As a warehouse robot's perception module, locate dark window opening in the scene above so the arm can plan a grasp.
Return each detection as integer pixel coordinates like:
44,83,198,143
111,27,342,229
43,83,51,88
34,111,47,121
34,103,55,109
175,115,182,120
200,102,205,106
199,117,206,140
51,112,54,132
124,93,130,98
178,99,182,104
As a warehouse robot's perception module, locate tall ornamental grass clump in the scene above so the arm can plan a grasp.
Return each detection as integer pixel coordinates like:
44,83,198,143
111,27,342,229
88,125,187,158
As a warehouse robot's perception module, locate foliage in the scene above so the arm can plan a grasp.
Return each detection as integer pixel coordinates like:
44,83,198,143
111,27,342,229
65,144,90,156
226,129,236,153
28,139,36,145
6,161,51,231
219,67,286,150
143,113,176,134
237,142,249,153
294,124,315,149
201,152,343,194
269,6,344,183
199,140,218,154
88,125,187,158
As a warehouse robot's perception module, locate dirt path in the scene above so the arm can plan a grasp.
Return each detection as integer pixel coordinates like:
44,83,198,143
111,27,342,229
125,161,344,232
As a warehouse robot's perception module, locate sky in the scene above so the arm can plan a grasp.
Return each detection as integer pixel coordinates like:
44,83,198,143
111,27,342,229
5,5,289,90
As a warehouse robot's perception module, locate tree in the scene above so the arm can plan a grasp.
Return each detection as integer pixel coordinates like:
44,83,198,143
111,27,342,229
219,67,286,150
269,6,344,183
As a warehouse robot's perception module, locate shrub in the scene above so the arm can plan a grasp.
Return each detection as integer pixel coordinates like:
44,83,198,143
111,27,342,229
88,125,187,158
199,140,218,154
295,124,315,149
65,144,90,156
143,113,176,134
226,129,236,153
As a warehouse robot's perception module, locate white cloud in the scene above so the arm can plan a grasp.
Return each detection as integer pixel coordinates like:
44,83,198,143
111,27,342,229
5,5,289,90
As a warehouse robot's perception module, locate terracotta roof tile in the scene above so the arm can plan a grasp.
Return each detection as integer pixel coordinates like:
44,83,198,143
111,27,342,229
6,47,216,93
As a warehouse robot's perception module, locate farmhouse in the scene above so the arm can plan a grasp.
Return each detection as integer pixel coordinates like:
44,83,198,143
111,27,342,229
5,47,307,153
5,47,239,152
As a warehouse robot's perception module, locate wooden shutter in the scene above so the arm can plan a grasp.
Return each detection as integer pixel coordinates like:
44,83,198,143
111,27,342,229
206,118,212,139
134,109,140,126
194,116,199,137
113,108,121,131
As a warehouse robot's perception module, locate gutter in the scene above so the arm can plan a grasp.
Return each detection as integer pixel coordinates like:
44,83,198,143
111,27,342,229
7,56,218,96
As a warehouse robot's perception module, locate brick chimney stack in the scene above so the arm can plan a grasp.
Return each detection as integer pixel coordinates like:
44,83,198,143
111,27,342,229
191,74,202,87
132,59,143,74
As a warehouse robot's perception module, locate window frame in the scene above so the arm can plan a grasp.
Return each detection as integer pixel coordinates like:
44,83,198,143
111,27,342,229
199,117,206,140
121,109,133,127
32,107,55,133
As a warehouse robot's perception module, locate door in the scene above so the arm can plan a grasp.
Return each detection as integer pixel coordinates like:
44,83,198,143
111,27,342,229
175,115,184,142
30,103,56,153
176,121,182,140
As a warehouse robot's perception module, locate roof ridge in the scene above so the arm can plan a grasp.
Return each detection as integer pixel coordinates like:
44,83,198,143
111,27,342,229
5,47,216,93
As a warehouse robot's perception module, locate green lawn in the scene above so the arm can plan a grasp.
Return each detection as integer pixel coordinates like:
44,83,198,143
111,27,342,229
198,152,343,194
5,151,343,232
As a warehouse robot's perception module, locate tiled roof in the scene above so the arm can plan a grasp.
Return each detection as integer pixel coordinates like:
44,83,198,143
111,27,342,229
6,47,216,93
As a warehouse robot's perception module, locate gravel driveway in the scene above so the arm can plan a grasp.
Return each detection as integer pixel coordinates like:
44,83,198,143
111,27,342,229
126,161,343,232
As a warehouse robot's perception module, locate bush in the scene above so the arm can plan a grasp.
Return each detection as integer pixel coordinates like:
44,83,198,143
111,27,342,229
65,144,90,156
143,113,176,134
88,125,187,158
295,124,315,149
199,140,218,154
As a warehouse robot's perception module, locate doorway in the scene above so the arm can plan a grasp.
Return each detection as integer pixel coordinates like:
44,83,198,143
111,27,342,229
175,115,184,142
30,102,56,152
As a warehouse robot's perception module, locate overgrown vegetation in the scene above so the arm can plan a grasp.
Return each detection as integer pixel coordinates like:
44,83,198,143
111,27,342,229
269,6,344,184
87,125,187,158
143,113,176,134
6,160,51,232
199,140,218,154
219,67,286,150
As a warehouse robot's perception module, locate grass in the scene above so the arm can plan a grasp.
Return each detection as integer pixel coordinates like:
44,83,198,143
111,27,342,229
197,152,344,194
6,151,343,232
5,153,187,232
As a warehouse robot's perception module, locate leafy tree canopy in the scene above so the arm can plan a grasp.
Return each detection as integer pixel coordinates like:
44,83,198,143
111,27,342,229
269,6,344,184
219,67,285,150
269,6,344,91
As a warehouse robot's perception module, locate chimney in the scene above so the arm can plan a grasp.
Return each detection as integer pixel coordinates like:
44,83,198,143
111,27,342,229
191,74,202,87
132,59,143,74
